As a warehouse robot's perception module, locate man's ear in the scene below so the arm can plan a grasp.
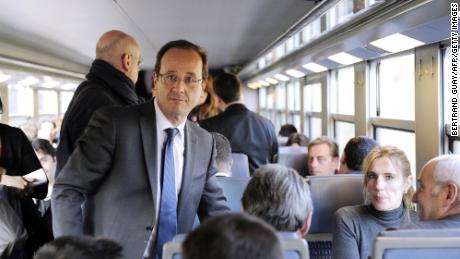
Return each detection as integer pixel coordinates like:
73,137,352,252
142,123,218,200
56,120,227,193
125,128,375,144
298,213,312,237
445,182,459,207
121,53,131,72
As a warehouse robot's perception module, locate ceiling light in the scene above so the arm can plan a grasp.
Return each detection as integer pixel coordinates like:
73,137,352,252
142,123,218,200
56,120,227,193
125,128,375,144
42,80,60,88
258,80,270,87
274,73,290,82
265,77,278,85
303,62,328,73
328,52,362,65
247,83,257,89
369,33,424,53
18,76,39,86
61,83,78,90
0,72,11,83
285,69,305,78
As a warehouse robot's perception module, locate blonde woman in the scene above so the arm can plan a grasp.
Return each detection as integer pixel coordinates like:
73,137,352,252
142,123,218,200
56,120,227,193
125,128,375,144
332,146,416,259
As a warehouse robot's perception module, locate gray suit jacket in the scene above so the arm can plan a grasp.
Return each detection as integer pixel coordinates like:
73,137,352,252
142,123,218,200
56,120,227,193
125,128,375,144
52,100,230,259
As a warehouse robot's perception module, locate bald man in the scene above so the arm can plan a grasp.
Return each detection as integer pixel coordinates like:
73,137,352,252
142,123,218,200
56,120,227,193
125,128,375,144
56,30,144,177
410,155,460,228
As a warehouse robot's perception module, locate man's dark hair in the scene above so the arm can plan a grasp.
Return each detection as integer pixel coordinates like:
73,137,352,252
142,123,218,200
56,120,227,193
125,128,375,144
278,124,297,137
344,136,379,171
154,39,208,80
211,132,232,166
33,236,123,259
182,214,282,259
213,73,241,103
31,138,56,157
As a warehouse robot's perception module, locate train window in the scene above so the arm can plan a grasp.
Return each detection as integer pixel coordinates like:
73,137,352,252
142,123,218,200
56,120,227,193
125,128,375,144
335,121,355,153
454,141,460,154
304,83,321,112
326,0,354,31
267,86,275,110
375,127,416,176
307,117,322,140
374,53,415,120
38,90,58,115
276,84,286,110
287,81,301,111
59,91,74,116
304,81,321,139
8,84,33,117
331,66,354,115
259,87,267,109
287,80,301,131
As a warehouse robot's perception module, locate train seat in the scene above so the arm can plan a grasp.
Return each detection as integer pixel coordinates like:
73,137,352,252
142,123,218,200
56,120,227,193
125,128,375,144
275,146,308,176
372,228,460,259
230,152,250,177
305,174,364,259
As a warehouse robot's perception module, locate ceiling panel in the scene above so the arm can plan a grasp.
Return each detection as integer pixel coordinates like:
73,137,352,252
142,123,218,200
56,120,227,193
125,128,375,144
0,0,315,71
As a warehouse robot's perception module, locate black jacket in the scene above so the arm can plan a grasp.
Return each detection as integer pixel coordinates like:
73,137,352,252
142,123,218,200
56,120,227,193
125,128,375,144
0,124,51,258
56,59,143,176
200,103,278,174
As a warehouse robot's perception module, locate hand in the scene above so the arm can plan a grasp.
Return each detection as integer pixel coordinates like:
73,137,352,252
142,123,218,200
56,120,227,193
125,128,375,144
0,174,29,190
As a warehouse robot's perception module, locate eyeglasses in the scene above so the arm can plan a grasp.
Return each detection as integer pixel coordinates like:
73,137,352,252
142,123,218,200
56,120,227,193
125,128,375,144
134,55,143,67
158,73,203,88
126,54,142,67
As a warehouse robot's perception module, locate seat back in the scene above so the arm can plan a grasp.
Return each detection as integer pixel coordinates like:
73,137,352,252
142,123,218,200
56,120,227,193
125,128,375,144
230,152,250,177
372,228,460,259
163,233,310,259
215,177,250,212
278,136,289,147
278,232,310,259
305,175,363,259
307,174,363,234
275,146,308,176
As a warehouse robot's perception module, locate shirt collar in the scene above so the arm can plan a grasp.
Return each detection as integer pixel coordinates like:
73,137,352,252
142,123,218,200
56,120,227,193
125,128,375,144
154,98,186,139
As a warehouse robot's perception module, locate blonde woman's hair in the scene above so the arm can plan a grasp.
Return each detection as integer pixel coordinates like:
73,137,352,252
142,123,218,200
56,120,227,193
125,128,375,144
361,145,414,215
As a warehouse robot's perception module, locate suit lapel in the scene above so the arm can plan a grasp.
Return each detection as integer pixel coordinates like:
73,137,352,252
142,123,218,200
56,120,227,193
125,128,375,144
138,100,159,207
177,121,197,230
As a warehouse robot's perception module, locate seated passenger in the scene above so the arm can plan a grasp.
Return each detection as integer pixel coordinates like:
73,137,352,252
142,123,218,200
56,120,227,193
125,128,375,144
33,235,122,259
279,124,298,137
307,136,339,176
31,138,57,234
338,136,378,174
182,213,283,259
286,133,310,147
409,155,460,227
241,164,313,237
211,132,233,177
332,146,415,259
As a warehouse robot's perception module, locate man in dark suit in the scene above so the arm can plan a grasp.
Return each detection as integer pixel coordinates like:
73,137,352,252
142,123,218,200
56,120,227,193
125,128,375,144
56,30,144,177
200,73,278,174
52,40,230,259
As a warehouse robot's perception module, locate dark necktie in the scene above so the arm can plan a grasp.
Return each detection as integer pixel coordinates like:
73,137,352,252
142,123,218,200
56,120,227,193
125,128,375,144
155,128,178,259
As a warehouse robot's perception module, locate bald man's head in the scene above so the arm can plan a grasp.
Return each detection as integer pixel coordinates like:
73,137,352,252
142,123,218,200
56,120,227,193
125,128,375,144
95,30,141,83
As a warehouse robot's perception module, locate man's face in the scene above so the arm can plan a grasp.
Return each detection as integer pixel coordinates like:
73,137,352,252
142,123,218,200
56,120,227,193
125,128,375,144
35,149,56,184
308,143,338,176
153,48,204,124
413,162,445,220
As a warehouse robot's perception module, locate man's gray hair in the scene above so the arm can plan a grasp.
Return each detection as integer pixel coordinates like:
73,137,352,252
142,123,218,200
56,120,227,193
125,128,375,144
431,155,460,205
242,164,313,232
